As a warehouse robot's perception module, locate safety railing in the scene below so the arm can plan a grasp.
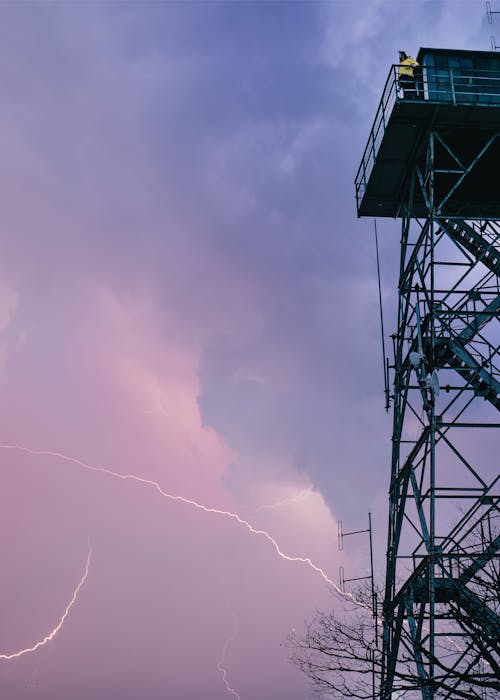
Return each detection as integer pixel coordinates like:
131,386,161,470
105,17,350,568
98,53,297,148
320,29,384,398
355,64,500,212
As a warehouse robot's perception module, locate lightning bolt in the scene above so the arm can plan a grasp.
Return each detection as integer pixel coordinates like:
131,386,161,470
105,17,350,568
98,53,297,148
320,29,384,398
0,447,469,684
255,487,313,512
217,614,240,699
0,444,356,604
0,546,92,660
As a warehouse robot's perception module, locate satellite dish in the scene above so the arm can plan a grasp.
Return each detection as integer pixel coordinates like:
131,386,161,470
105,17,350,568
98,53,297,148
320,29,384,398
425,370,440,398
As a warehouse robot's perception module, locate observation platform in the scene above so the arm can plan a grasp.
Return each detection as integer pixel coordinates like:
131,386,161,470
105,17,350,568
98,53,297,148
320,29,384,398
355,48,500,219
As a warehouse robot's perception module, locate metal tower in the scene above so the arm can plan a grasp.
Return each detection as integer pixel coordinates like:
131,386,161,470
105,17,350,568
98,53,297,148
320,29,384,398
356,48,500,699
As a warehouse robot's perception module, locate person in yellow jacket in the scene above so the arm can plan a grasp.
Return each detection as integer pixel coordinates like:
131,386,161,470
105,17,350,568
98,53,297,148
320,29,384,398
398,51,420,99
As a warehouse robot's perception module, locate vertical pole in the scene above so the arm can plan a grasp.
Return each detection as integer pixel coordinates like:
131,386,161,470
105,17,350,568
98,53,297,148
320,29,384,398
428,131,436,699
372,650,376,700
374,221,389,412
369,511,376,700
429,409,436,697
369,512,375,616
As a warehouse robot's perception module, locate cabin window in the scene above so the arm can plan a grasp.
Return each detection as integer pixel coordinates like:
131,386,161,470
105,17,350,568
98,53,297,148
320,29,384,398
420,52,500,104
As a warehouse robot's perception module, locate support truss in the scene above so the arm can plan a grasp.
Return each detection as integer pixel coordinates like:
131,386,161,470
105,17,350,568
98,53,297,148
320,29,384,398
381,129,500,699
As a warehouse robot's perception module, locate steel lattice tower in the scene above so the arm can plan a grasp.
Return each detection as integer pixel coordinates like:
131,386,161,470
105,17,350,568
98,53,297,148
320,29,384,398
356,48,500,699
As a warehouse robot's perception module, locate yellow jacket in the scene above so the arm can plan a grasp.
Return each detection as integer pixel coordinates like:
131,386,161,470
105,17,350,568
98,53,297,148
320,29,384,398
398,57,419,77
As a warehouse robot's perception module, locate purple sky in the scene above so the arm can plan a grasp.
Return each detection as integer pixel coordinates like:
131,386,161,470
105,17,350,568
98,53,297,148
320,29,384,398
0,2,492,699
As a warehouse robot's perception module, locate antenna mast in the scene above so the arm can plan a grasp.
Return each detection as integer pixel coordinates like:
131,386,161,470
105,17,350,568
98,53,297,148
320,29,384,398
338,513,377,699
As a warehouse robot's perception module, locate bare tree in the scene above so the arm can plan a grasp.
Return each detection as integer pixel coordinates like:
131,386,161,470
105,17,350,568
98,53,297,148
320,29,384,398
289,587,380,699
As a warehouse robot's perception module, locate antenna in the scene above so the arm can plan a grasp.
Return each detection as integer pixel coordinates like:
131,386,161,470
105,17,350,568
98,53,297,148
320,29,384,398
374,220,390,412
487,2,500,49
486,1,500,23
337,513,376,616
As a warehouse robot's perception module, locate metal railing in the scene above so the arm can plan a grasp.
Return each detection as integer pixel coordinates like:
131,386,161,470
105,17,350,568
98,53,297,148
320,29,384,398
355,64,500,212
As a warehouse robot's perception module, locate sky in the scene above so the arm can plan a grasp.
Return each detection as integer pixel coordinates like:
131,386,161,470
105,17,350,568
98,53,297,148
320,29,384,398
0,2,494,699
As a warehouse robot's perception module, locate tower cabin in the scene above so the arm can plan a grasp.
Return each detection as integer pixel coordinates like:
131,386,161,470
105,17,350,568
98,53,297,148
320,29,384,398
355,48,500,219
